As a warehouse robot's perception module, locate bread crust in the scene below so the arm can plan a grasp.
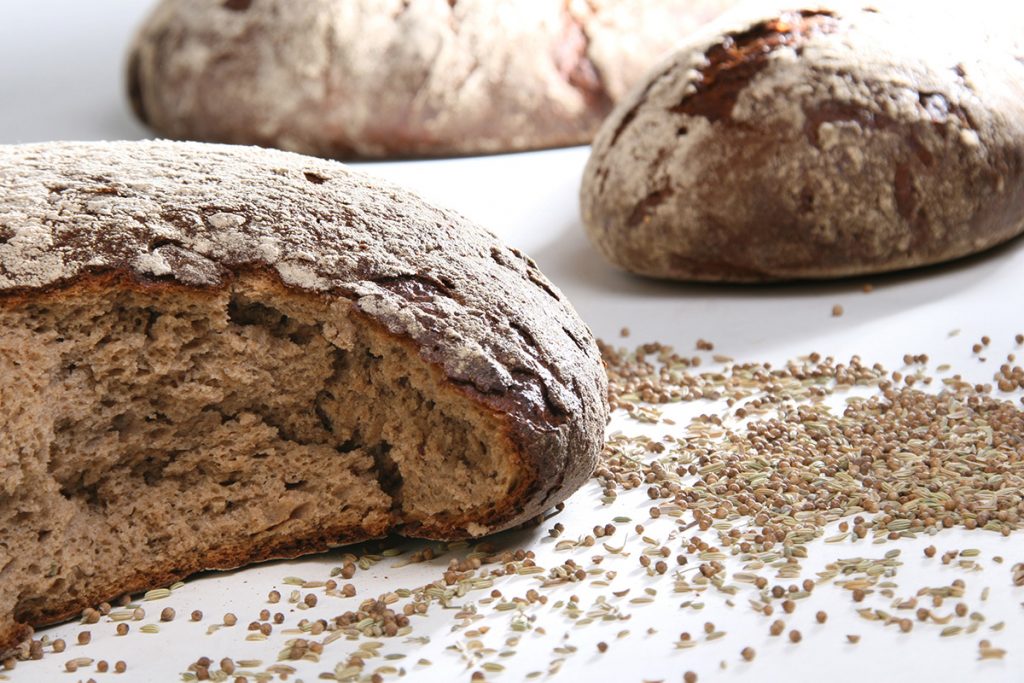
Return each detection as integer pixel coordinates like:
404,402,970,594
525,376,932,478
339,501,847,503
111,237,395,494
581,2,1024,281
0,141,607,650
126,0,737,158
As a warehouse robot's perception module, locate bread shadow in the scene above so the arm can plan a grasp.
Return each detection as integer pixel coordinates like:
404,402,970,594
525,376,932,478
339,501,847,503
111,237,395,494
177,524,548,609
528,217,1024,352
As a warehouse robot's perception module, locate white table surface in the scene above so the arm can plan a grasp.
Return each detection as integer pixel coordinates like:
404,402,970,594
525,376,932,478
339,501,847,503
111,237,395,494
3,3,1024,682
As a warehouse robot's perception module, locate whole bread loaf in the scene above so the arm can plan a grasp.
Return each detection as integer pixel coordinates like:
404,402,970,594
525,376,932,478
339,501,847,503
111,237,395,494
581,2,1024,281
0,141,606,652
126,0,737,158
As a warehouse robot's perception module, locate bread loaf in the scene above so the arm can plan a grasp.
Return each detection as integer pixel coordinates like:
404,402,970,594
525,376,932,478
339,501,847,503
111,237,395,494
581,3,1024,281
0,141,606,652
127,0,737,158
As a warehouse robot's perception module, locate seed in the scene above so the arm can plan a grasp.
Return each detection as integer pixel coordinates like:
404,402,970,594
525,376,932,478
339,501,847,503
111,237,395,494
224,613,237,626
268,591,280,603
69,657,94,672
116,624,129,636
304,593,317,608
789,630,802,643
190,610,203,621
97,660,109,673
741,647,755,662
816,611,827,624
221,658,236,674
684,672,698,683
770,620,785,636
852,589,866,603
782,600,795,614
52,639,66,652
832,305,844,317
924,546,936,558
847,635,860,644
160,607,175,622
115,661,127,673
77,631,91,645
597,642,608,653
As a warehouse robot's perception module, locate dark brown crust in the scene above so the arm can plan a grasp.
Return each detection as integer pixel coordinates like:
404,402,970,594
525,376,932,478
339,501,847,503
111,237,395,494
581,4,1024,281
670,10,838,122
0,140,608,652
554,2,613,115
16,509,385,634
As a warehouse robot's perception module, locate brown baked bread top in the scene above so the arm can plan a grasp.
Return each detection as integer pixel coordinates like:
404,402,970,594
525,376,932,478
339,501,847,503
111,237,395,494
580,2,1024,281
126,0,738,158
0,140,606,652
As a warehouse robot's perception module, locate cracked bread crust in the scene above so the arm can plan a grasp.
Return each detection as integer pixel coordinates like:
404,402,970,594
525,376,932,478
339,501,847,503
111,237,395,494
126,0,737,158
581,2,1024,281
0,140,607,532
0,140,607,651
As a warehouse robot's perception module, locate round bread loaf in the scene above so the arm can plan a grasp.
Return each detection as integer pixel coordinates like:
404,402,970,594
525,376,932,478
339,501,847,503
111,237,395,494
581,3,1024,281
0,141,606,652
126,0,737,158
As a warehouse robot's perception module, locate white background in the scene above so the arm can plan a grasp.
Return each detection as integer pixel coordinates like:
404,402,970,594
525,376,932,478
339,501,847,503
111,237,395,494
2,2,1024,682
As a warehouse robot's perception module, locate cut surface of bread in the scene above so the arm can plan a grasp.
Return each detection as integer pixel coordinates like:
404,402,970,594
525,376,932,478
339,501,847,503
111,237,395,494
0,141,606,652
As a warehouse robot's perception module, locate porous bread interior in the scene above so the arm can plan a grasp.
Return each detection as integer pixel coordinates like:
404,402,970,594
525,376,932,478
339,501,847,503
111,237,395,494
0,273,520,644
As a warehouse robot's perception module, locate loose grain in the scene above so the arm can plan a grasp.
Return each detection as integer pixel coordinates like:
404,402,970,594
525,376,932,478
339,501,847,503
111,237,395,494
29,336,1024,681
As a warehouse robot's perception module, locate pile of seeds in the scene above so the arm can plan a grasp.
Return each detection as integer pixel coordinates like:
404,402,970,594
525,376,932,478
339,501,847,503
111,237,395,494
6,335,1024,682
